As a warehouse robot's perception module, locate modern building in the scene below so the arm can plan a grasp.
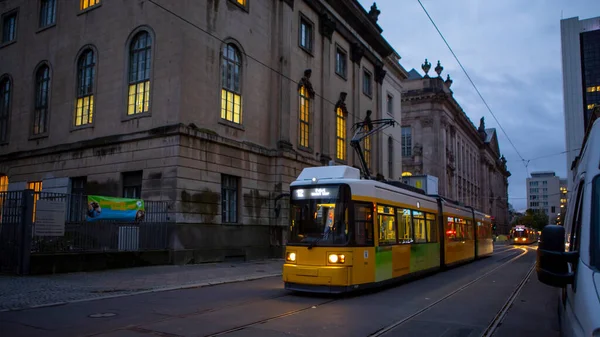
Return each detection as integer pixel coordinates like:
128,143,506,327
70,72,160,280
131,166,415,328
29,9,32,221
400,60,511,233
557,178,568,225
526,171,563,223
0,0,404,262
560,15,600,194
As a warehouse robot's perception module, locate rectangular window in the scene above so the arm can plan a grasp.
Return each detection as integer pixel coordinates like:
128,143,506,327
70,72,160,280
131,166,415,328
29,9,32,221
386,94,393,115
235,0,247,6
335,47,347,78
364,135,371,170
39,0,56,28
299,16,313,53
362,69,372,97
75,50,95,126
220,44,242,124
354,203,374,246
27,181,42,222
299,86,310,148
401,126,412,157
551,206,556,213
426,213,437,243
221,175,238,223
2,12,17,43
0,175,7,217
336,107,346,160
0,77,10,143
122,171,142,199
377,205,396,245
397,208,413,244
80,0,100,10
412,210,426,243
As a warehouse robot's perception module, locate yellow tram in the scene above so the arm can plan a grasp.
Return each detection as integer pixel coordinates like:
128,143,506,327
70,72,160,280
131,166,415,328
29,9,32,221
283,166,494,293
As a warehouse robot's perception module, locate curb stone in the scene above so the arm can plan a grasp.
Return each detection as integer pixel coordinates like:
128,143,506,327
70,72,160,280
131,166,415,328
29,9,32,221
0,272,282,313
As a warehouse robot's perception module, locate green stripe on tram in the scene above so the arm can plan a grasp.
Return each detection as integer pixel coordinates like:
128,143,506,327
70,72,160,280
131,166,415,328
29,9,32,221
410,243,440,272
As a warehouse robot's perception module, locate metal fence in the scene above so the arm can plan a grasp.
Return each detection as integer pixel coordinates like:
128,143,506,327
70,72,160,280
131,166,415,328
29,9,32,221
30,192,172,254
0,191,26,274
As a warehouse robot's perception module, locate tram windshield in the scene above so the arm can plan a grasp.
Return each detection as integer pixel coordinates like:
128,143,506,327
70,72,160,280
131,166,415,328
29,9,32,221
288,185,350,246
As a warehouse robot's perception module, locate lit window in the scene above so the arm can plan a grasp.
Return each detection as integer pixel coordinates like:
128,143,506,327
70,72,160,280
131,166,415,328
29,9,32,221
80,0,100,10
336,107,346,160
221,44,242,124
299,17,312,52
33,65,50,135
27,181,42,222
364,135,371,170
299,86,310,148
402,172,412,177
0,175,7,192
235,0,246,6
127,31,152,116
39,0,56,28
2,12,17,43
75,49,95,126
0,76,10,143
586,86,600,93
588,104,596,110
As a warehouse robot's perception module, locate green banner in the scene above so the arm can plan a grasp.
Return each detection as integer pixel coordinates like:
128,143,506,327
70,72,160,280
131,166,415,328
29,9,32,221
86,195,145,222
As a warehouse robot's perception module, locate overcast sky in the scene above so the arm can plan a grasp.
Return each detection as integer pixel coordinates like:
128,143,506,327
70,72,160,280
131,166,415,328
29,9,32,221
357,0,600,211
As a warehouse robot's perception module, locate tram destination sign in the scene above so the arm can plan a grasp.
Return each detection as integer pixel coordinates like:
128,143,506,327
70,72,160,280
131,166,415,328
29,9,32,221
292,187,339,200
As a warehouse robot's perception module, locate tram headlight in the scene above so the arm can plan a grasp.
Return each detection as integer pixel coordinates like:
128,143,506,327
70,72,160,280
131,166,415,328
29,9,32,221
286,252,296,263
328,253,345,264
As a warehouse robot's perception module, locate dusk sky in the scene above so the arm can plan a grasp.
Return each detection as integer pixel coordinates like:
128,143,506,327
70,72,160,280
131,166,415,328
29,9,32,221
357,0,600,211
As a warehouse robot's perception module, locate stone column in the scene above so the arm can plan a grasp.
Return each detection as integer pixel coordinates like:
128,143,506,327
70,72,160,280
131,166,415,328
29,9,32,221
374,63,386,176
319,12,335,164
350,42,364,168
277,0,293,150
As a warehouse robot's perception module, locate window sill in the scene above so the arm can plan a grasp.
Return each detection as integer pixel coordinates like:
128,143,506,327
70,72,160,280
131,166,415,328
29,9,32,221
70,124,94,132
297,145,313,154
122,112,151,122
219,119,245,131
335,71,348,81
299,45,314,57
363,92,373,100
0,40,16,49
36,23,56,34
228,0,249,13
29,133,49,141
77,4,102,16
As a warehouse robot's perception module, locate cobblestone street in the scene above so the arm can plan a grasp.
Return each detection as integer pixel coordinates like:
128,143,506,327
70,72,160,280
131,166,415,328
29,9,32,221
0,259,282,312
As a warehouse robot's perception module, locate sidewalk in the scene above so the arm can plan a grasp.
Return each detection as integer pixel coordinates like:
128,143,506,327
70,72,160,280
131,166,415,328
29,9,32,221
0,259,283,312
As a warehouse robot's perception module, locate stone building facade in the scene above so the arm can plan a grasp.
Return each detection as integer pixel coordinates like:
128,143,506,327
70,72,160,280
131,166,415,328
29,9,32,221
0,0,402,261
400,60,511,233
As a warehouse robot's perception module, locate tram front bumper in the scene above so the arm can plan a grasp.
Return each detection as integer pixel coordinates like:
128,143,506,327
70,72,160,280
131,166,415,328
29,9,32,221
283,264,350,291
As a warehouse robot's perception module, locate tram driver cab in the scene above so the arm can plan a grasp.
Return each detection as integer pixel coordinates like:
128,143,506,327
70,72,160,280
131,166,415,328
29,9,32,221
536,113,600,337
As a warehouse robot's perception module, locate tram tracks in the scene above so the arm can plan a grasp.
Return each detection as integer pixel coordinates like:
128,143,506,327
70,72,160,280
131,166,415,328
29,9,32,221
368,247,530,336
201,246,526,337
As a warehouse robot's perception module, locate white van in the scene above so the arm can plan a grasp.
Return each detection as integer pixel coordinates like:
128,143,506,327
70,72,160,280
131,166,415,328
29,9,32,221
536,111,600,337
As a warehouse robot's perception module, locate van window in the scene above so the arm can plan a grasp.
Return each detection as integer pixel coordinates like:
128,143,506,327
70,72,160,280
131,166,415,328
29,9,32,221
592,176,600,269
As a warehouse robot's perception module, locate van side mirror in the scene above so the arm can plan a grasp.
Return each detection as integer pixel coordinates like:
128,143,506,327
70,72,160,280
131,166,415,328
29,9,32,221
536,225,578,288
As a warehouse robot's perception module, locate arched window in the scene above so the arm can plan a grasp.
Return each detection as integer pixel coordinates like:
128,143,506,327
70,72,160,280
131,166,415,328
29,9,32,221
388,136,394,178
364,135,371,170
127,31,152,116
75,49,95,126
336,107,346,160
221,43,242,124
33,65,50,135
298,86,310,148
0,76,11,143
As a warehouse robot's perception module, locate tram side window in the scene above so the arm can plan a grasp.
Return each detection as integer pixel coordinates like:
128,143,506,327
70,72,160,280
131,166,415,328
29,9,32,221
354,203,374,246
476,221,483,239
426,213,438,243
447,217,466,241
412,210,427,243
397,208,413,244
465,219,474,240
377,205,397,245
